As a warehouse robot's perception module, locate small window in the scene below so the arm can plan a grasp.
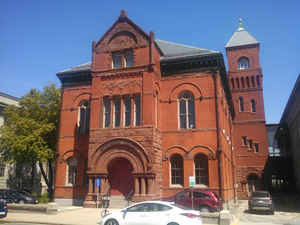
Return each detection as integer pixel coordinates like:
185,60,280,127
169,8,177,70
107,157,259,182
251,99,256,112
78,101,90,135
251,76,256,87
254,143,259,153
239,97,244,112
125,51,134,67
103,97,111,128
67,157,77,185
256,75,261,87
124,96,131,127
170,154,183,186
112,53,122,69
179,92,195,129
238,57,250,70
194,154,208,185
242,136,247,146
114,98,121,127
248,140,253,150
112,50,134,69
134,95,141,126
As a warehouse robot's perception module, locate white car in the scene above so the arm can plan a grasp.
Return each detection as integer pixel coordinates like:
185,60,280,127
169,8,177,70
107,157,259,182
98,200,202,225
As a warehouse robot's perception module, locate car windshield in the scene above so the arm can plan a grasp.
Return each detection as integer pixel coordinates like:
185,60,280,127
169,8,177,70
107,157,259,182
252,192,270,198
171,203,191,210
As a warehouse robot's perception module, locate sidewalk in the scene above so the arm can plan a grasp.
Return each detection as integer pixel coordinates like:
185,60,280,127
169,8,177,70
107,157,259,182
2,206,217,225
2,207,107,225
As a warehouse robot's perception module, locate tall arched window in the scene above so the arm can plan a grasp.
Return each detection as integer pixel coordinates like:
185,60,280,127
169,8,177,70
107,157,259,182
194,154,208,185
239,97,244,112
238,57,250,70
67,157,77,185
251,99,256,112
170,154,183,185
178,91,195,129
78,100,90,135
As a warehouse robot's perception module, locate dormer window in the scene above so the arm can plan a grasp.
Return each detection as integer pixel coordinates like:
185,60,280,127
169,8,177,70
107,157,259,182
112,50,133,69
238,57,250,70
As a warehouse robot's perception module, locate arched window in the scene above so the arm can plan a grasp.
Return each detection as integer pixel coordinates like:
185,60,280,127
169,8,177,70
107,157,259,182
170,154,183,185
238,57,250,70
251,99,256,112
78,100,90,135
67,157,77,185
178,91,195,129
251,76,255,87
236,78,240,88
239,97,244,112
194,154,208,185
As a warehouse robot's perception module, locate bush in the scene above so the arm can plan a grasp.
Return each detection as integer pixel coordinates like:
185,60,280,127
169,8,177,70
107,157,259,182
39,192,49,204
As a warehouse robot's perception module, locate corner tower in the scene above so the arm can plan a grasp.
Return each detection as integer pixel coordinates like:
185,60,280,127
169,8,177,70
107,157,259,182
226,19,269,199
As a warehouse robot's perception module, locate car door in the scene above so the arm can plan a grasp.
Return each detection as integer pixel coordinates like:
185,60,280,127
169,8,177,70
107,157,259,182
175,191,190,208
123,203,154,225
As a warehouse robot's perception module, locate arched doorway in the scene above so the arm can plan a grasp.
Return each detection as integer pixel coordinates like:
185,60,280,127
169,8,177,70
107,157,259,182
108,157,134,197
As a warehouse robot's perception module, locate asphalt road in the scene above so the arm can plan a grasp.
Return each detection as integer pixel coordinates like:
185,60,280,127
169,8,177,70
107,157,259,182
237,210,300,225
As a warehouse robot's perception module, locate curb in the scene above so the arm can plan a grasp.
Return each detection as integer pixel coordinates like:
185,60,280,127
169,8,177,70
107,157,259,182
1,220,78,225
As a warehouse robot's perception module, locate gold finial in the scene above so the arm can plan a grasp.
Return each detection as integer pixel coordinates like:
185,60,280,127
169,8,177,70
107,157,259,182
238,18,245,31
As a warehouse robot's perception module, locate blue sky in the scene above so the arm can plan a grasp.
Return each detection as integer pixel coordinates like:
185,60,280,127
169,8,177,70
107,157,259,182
1,1,299,123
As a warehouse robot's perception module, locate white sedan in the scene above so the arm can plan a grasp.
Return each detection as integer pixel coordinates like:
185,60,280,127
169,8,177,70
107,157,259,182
98,200,202,225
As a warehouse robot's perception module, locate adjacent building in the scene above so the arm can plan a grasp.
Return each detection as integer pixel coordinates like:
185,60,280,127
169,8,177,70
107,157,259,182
276,73,300,192
0,92,19,189
54,11,269,206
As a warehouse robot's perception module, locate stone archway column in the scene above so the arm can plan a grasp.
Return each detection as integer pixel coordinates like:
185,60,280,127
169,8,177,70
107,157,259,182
135,177,140,195
141,177,146,195
88,177,94,193
101,177,110,195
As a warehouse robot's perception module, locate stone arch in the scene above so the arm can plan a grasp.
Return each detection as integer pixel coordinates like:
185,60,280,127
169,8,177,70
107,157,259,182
91,138,150,174
108,31,138,50
189,145,217,160
73,92,91,106
164,145,187,160
168,83,203,102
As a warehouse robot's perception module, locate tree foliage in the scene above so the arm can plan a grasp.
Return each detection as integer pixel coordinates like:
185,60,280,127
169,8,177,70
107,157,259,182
0,84,61,199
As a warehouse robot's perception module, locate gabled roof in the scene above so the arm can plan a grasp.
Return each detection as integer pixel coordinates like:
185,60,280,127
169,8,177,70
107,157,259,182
57,40,219,74
156,40,219,61
226,19,259,48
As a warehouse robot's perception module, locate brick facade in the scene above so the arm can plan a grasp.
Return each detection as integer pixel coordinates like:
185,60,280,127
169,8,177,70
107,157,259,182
54,11,268,206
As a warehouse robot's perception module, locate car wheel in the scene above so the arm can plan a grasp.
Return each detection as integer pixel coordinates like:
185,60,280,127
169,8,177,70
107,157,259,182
199,206,210,212
167,223,179,225
104,219,119,225
19,200,25,204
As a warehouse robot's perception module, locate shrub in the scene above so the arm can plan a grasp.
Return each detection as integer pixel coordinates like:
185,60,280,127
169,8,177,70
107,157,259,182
39,192,49,204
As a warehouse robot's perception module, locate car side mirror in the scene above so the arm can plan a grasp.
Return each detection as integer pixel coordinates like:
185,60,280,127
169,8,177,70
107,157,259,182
122,209,127,219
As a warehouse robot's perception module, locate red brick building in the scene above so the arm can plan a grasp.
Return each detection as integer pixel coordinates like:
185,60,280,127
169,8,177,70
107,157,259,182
55,12,268,207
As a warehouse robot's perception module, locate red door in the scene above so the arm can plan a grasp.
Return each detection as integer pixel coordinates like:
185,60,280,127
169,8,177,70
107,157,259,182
108,158,134,196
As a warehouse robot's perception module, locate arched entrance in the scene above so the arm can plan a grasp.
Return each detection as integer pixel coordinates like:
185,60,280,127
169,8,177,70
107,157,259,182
108,157,134,197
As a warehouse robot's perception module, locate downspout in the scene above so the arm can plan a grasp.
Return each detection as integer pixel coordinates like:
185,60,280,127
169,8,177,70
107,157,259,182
229,112,237,203
213,71,223,202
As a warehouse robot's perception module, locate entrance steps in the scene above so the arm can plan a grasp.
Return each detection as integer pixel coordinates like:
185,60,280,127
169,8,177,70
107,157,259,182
109,195,129,208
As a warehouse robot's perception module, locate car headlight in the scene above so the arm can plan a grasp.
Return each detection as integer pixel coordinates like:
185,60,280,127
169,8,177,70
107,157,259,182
25,197,32,201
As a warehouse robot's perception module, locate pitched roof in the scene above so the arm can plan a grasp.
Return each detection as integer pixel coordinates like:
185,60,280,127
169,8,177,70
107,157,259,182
226,19,259,48
156,40,219,61
57,62,91,74
58,40,219,74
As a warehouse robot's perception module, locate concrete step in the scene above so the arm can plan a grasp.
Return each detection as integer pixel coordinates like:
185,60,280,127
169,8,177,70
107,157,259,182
109,195,129,208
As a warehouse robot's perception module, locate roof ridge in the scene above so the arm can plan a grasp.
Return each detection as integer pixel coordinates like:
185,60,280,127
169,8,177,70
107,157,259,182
156,39,219,53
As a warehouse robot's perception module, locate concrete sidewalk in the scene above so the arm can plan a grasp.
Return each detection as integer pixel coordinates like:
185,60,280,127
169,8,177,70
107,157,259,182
2,207,104,225
1,206,217,225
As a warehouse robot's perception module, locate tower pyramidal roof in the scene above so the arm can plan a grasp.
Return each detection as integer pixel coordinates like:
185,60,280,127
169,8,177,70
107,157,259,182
226,19,259,48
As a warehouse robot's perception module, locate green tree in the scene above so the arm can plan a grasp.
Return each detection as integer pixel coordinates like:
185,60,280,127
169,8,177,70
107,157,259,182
0,84,61,200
